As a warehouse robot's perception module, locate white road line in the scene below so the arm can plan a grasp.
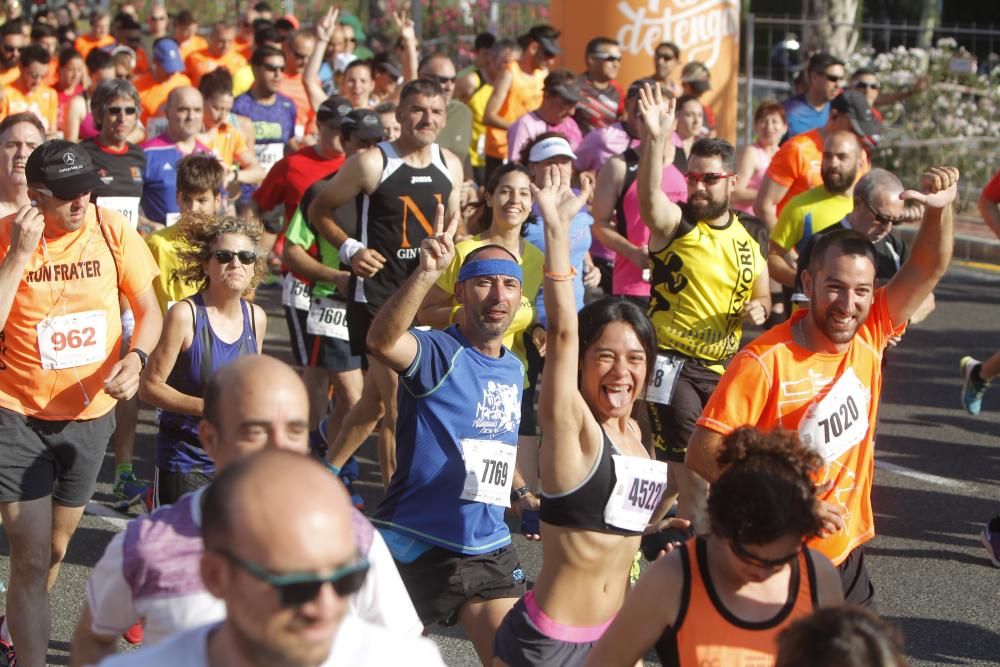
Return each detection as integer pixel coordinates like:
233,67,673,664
874,459,968,489
84,501,131,532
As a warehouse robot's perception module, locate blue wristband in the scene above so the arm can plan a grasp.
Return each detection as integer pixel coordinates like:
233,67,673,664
326,462,342,476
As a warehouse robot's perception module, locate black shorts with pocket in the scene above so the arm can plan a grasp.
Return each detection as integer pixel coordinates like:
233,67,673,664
646,354,723,463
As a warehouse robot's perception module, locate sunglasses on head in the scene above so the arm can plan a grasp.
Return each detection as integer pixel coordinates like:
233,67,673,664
686,171,733,186
217,549,370,606
590,52,621,62
854,80,880,91
730,539,802,569
863,199,898,226
107,105,137,116
210,249,258,265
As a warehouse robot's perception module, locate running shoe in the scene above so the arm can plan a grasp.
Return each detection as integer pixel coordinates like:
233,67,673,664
0,616,15,667
122,620,144,646
981,516,1000,568
112,471,150,511
960,356,988,415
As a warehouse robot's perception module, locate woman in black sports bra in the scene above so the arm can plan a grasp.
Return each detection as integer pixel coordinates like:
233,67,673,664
492,164,685,667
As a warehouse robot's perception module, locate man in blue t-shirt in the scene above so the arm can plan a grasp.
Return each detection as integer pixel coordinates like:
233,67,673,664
362,206,532,665
782,52,845,141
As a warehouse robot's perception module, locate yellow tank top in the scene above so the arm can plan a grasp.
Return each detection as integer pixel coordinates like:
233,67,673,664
649,212,767,371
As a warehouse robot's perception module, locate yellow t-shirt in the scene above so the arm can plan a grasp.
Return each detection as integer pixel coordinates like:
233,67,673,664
771,186,854,252
435,235,544,366
467,83,492,168
146,225,198,314
232,64,255,97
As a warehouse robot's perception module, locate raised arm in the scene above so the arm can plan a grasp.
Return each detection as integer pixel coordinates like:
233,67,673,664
636,83,682,248
367,204,458,372
885,166,959,327
308,149,385,279
392,10,419,85
304,6,338,110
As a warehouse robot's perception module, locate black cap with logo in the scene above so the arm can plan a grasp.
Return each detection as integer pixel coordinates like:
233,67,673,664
831,90,883,149
341,109,384,141
317,95,354,127
25,140,104,200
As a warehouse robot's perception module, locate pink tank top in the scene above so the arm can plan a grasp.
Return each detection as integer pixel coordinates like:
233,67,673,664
734,143,769,215
80,112,99,141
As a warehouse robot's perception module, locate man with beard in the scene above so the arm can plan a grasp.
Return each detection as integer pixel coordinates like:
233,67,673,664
0,113,42,217
0,21,25,86
632,84,771,542
308,79,463,488
767,131,863,290
687,165,959,607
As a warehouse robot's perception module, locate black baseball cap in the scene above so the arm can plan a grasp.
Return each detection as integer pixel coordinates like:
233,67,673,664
525,25,561,56
831,90,882,149
341,109,384,141
316,95,354,126
25,140,104,200
545,76,582,103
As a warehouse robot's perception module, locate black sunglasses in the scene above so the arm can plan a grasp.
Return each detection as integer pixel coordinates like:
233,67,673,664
731,540,802,569
217,549,370,606
210,249,258,265
863,199,898,226
261,63,285,73
427,74,455,85
854,81,880,91
655,52,675,61
824,73,844,83
107,105,137,116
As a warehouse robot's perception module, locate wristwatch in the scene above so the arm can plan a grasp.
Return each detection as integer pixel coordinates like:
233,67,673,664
512,485,532,500
129,348,148,372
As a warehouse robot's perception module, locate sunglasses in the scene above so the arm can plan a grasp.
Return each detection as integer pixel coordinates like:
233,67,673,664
107,105,137,116
731,540,802,569
2,44,20,53
854,80,880,91
261,63,284,73
655,52,676,61
151,15,168,21
686,171,733,186
824,73,844,83
863,199,898,226
217,549,370,606
290,49,310,60
427,74,455,85
590,52,621,62
210,249,258,265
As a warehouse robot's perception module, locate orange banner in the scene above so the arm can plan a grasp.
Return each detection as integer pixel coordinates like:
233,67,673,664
548,0,741,143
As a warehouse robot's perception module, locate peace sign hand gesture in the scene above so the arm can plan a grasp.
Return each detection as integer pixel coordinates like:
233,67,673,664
637,82,676,142
419,203,459,274
392,5,416,45
315,6,340,43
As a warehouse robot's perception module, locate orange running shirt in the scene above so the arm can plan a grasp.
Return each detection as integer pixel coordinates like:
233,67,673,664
0,67,19,86
697,290,904,565
657,537,819,666
73,34,115,59
185,49,248,87
136,71,193,125
0,205,159,420
766,129,870,216
485,61,545,160
204,121,249,169
1,80,59,133
278,72,313,135
178,35,208,60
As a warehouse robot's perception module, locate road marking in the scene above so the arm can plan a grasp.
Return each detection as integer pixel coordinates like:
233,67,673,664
84,501,131,532
874,459,968,489
954,259,1000,274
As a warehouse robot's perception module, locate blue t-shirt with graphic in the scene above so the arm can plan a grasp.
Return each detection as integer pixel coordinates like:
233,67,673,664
374,325,524,555
232,91,297,199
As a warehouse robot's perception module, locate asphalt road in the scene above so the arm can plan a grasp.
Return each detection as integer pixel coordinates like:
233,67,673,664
2,262,1000,666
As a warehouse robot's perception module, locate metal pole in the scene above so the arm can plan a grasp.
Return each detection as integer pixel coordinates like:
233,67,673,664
414,0,423,43
744,13,755,149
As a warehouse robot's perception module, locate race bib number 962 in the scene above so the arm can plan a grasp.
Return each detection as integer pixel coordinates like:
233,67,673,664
37,310,107,370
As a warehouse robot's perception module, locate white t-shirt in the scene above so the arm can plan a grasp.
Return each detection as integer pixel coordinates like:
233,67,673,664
85,488,422,645
93,616,445,667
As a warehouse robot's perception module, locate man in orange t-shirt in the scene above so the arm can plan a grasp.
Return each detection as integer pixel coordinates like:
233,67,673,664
173,10,208,60
74,8,115,58
756,91,881,232
1,44,59,134
0,140,160,666
135,38,192,132
687,166,959,608
185,24,248,87
278,30,316,136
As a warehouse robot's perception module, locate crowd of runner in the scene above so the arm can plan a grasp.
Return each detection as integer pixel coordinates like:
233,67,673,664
0,1,992,665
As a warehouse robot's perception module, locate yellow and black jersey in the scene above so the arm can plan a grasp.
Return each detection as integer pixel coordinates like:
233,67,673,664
649,209,768,372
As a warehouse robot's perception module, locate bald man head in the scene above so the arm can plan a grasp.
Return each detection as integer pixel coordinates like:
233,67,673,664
200,449,360,666
166,85,204,141
199,355,311,470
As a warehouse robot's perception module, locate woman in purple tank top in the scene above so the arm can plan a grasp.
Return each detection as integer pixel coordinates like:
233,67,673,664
139,213,268,506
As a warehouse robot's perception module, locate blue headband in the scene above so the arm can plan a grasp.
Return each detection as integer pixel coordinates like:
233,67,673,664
457,258,523,284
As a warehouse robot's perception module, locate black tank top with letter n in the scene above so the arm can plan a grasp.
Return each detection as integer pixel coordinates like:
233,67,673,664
352,141,452,309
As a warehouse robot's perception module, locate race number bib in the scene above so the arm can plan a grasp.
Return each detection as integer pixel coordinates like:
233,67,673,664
645,353,683,405
604,455,669,532
798,368,870,463
37,310,107,370
95,196,141,229
306,298,349,340
459,438,517,507
257,143,284,171
281,275,311,311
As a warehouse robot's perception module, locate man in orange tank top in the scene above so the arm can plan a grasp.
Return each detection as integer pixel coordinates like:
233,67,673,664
482,25,559,183
687,165,960,607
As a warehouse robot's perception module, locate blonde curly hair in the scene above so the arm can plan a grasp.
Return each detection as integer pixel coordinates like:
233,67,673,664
174,213,266,296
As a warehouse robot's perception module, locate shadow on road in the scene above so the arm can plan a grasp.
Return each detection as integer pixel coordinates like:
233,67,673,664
886,616,1000,666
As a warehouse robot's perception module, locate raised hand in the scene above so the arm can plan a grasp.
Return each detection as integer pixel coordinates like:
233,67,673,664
419,203,458,274
315,6,340,43
10,204,44,262
392,6,416,44
900,166,959,210
636,82,676,141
